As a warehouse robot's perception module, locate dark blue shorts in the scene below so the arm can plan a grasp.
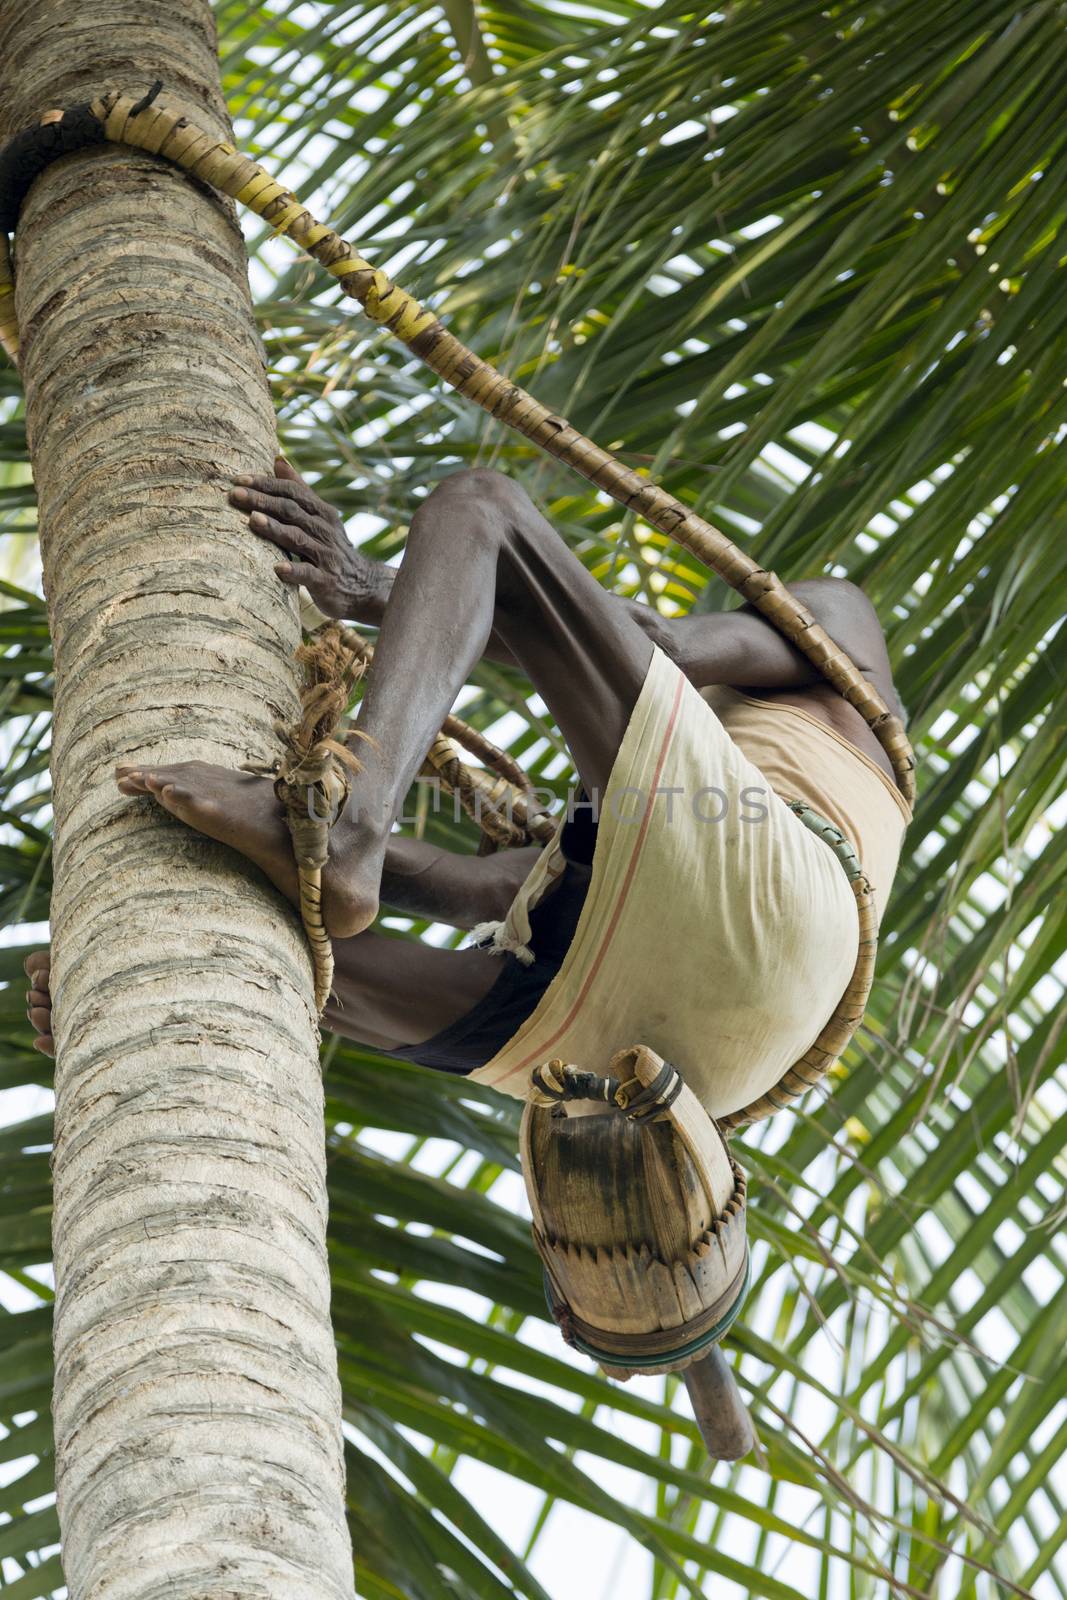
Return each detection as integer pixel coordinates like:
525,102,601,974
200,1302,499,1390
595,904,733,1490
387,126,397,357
385,809,595,1075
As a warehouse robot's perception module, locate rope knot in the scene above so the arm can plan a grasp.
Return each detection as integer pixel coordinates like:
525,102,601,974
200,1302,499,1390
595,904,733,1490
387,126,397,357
267,621,367,1008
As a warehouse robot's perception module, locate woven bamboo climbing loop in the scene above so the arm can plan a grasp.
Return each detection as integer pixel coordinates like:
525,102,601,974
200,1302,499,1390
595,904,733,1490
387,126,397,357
242,622,554,1006
0,90,914,1121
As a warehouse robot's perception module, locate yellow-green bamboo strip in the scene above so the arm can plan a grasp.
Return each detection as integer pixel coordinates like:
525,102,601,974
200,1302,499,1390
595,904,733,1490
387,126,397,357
2,89,911,805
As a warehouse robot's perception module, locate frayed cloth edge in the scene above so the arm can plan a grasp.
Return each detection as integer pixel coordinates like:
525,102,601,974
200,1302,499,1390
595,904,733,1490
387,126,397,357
467,920,536,966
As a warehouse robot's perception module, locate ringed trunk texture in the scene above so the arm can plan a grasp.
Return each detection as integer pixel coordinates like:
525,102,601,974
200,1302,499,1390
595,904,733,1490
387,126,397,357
0,4,355,1595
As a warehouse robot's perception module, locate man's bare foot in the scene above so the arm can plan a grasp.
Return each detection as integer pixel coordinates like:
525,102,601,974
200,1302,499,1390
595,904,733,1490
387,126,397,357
114,762,385,937
24,949,53,1057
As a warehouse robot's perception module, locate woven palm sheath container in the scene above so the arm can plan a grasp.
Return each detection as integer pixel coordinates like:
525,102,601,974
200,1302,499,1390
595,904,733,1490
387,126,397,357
520,1045,748,1383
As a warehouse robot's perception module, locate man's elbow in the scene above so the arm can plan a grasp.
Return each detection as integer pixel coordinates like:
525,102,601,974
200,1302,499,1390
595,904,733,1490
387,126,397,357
795,575,873,616
793,577,886,671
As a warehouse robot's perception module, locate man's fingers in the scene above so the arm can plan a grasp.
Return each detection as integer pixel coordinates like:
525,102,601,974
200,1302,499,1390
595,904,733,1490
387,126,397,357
229,485,327,538
274,455,309,487
274,561,324,590
234,475,324,515
231,488,319,533
246,513,322,560
28,1004,51,1033
32,1034,55,1058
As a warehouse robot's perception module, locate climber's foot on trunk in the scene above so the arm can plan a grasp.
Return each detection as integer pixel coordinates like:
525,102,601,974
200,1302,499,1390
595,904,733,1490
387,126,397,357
114,761,387,937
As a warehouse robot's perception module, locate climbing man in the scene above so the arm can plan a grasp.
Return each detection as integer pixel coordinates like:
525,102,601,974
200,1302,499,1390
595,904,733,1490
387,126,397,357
27,459,911,1124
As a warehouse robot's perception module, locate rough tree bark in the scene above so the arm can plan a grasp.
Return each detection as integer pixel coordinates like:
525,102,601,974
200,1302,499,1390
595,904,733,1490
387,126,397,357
0,4,355,1595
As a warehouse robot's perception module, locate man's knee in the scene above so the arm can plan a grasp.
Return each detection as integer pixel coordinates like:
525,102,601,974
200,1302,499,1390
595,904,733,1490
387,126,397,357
418,468,535,538
408,469,554,617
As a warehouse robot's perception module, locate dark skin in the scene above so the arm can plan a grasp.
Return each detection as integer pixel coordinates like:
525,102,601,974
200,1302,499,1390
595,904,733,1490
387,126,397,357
27,459,902,1058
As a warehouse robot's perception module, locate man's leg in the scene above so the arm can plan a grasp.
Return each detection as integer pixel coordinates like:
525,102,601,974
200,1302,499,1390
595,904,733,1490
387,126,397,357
379,836,542,929
323,929,505,1052
317,468,654,930
116,468,654,935
25,932,509,1059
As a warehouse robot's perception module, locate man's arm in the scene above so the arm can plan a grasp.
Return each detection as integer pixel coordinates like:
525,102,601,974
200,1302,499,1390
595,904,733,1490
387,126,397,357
229,459,525,667
638,578,896,695
229,461,897,705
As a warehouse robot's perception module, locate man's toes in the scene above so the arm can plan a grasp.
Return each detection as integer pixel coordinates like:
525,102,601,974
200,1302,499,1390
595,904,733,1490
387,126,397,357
158,783,227,841
117,762,191,793
139,771,194,805
159,782,189,807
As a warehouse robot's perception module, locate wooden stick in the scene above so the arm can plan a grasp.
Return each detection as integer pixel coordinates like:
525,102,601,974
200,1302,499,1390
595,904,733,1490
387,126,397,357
683,1348,756,1462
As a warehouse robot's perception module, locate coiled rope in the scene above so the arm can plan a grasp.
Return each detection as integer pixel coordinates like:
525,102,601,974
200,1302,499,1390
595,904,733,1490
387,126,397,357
0,88,915,1113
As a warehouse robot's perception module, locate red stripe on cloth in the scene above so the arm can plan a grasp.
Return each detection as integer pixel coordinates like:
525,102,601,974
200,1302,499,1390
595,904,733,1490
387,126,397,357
493,669,686,1088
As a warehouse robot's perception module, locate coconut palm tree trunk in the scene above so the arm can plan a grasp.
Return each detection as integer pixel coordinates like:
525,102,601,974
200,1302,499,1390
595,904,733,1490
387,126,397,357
0,5,354,1595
